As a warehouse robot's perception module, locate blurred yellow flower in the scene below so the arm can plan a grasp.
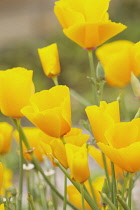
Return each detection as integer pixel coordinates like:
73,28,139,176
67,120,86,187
0,67,35,118
38,43,60,78
96,40,140,87
85,101,120,144
21,85,71,138
98,118,140,172
67,176,105,209
14,127,46,162
0,122,13,155
41,127,89,168
54,0,126,49
0,166,13,196
65,144,90,183
0,204,4,210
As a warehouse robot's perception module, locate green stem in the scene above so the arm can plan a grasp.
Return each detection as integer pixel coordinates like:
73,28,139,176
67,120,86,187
12,119,80,210
80,184,85,210
53,157,99,210
63,175,67,210
28,193,36,210
128,173,133,210
101,153,111,192
117,194,130,210
70,89,91,107
122,172,129,200
52,76,59,86
87,49,99,105
100,193,117,210
16,119,23,210
26,170,31,210
111,161,118,208
88,176,97,205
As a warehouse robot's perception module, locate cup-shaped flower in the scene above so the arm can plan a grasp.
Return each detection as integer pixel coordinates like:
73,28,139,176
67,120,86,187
38,43,60,78
89,145,124,179
67,176,105,209
21,85,71,138
0,67,35,118
96,40,140,87
65,144,90,183
0,122,13,155
14,127,46,162
54,0,127,49
85,101,120,144
98,118,140,172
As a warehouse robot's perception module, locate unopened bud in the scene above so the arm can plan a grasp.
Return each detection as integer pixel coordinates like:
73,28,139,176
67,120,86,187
96,62,105,80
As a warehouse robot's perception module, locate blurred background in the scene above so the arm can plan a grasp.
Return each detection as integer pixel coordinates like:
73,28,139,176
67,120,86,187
0,0,140,209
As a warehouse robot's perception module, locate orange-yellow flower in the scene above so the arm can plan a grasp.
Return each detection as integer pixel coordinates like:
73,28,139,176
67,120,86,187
0,166,13,196
85,101,120,144
0,204,4,210
88,145,124,179
65,144,90,183
38,43,60,78
67,177,105,209
21,85,71,138
98,118,140,172
96,40,140,87
41,127,89,168
0,122,13,155
54,0,127,49
14,127,47,162
0,67,35,118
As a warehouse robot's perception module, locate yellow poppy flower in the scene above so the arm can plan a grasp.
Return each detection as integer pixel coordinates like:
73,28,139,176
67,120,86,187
85,101,120,144
54,0,126,49
67,176,105,209
38,43,60,78
65,144,90,183
21,85,71,138
96,40,140,87
0,122,13,155
0,67,34,118
14,127,46,162
98,118,140,172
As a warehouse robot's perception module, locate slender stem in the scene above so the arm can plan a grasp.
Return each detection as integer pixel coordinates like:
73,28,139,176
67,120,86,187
70,89,91,107
52,76,59,86
101,152,111,192
122,172,129,200
88,176,97,205
28,193,36,210
63,174,67,210
117,194,130,210
87,49,99,105
16,119,23,210
26,170,31,210
100,193,117,210
128,173,133,210
80,184,85,210
12,119,80,210
111,161,118,208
